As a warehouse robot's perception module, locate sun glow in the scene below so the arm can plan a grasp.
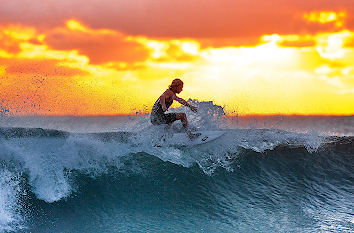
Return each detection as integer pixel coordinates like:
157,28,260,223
145,40,169,59
1,17,354,116
304,11,346,27
3,27,36,41
66,19,88,32
316,30,351,60
180,41,200,55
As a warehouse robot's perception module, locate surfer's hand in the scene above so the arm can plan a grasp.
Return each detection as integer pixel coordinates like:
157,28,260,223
162,106,168,112
189,105,198,113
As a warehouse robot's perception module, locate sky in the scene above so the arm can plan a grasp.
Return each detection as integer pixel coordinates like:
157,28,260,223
0,0,354,116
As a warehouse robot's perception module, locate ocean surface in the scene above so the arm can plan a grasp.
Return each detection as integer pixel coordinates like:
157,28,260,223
0,103,353,232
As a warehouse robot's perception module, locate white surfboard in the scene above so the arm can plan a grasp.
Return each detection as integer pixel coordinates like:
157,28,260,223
159,130,225,146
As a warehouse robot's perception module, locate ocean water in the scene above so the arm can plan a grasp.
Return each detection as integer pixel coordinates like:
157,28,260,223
0,103,353,232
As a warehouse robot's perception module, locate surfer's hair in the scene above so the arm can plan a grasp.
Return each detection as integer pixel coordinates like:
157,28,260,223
169,79,183,91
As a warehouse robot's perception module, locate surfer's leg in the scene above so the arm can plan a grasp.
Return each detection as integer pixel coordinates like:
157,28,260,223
175,113,188,128
175,113,200,139
164,113,178,125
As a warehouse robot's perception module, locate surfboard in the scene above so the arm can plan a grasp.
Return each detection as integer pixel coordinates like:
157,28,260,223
158,130,225,146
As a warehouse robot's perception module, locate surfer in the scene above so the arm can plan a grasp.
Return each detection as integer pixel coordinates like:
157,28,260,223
151,79,201,140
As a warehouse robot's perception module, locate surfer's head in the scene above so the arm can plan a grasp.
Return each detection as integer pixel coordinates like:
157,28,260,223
169,79,184,94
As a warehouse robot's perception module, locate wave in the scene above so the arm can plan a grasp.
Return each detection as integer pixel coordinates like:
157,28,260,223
0,126,353,232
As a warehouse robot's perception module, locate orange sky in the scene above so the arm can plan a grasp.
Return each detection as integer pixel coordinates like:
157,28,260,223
0,0,354,116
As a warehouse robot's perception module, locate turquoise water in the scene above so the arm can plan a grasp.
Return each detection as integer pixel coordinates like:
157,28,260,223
0,124,353,232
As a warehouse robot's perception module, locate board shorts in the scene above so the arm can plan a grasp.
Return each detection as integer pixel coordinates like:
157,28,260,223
151,112,178,125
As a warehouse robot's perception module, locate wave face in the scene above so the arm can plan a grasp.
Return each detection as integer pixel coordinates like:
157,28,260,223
0,125,353,233
0,102,352,232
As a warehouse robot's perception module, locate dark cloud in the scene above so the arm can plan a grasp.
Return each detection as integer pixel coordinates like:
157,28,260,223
0,33,21,54
45,28,149,64
0,0,353,42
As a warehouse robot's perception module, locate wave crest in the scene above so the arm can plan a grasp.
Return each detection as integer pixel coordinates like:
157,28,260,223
0,125,352,232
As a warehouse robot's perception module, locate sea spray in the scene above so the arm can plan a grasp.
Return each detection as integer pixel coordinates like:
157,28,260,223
0,168,24,232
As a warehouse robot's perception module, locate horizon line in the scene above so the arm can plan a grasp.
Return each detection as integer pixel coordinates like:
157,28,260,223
3,113,354,117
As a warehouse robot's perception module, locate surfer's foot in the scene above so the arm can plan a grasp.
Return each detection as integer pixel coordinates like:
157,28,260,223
188,132,201,140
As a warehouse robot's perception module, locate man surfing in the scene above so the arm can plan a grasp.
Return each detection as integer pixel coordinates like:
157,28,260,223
150,79,201,140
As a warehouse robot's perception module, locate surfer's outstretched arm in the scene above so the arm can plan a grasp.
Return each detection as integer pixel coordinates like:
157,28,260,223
174,96,198,113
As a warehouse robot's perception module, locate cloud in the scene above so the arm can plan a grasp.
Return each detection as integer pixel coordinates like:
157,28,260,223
279,40,316,47
199,37,264,48
0,0,353,43
0,24,87,77
44,20,150,64
0,24,37,56
344,34,354,48
0,20,151,71
0,34,21,54
303,11,346,27
137,39,201,63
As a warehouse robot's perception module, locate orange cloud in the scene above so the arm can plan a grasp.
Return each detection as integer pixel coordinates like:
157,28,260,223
303,11,346,28
199,37,264,49
44,20,149,65
0,34,20,55
1,0,353,44
344,34,354,48
0,24,36,56
134,38,201,62
277,35,316,48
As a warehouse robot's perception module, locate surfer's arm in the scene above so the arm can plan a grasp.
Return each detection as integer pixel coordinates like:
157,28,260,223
174,96,198,113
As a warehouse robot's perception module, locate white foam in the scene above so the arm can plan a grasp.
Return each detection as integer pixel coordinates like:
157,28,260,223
0,169,24,232
0,100,328,203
